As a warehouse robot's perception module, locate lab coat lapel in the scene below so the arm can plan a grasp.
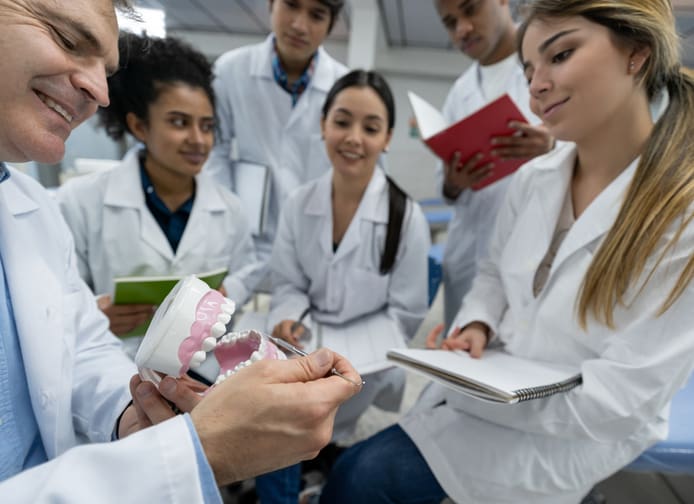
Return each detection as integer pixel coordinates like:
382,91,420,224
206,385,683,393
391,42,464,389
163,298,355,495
286,46,332,130
304,172,334,257
175,175,225,260
103,150,173,261
0,181,63,456
458,63,486,111
532,147,577,252
550,157,638,276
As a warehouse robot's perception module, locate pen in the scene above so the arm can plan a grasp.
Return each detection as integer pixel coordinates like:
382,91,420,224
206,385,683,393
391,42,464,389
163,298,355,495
290,306,312,335
267,333,365,387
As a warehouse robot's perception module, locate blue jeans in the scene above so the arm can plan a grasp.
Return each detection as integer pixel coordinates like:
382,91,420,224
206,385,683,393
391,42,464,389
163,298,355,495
320,424,447,504
255,463,302,504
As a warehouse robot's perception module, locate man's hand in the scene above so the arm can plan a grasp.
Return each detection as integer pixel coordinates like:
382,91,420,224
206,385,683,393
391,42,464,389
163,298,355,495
442,152,494,200
491,122,554,161
425,322,489,358
118,374,208,438
97,295,155,336
192,348,361,486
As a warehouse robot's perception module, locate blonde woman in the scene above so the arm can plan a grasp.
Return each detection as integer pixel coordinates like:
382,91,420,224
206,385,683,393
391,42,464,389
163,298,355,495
321,1,694,503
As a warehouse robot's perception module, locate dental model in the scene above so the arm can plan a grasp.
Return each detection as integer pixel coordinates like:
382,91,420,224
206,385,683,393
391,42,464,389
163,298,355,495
135,275,286,386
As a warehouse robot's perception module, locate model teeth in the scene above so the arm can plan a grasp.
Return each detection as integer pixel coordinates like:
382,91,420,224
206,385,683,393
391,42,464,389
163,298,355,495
37,92,73,123
221,301,236,314
190,350,207,369
210,322,226,338
214,356,256,384
202,336,217,352
217,312,232,325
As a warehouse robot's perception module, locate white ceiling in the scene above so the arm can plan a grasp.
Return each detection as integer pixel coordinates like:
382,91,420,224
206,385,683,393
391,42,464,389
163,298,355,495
135,0,694,65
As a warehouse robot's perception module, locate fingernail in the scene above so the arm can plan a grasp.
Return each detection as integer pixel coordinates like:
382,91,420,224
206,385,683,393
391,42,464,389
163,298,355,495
159,378,176,396
313,348,332,368
136,383,153,399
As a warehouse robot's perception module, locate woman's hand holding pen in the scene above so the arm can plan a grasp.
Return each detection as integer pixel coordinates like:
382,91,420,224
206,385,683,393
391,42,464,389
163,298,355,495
425,321,489,358
272,307,311,348
272,319,305,347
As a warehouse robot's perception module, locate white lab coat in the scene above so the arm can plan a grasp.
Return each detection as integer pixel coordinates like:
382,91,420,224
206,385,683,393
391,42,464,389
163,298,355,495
437,58,540,328
57,148,260,307
402,143,694,504
269,169,430,439
205,35,348,283
0,167,209,502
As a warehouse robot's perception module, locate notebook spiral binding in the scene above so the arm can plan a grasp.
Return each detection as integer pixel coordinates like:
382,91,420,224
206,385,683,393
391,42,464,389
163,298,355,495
515,376,583,402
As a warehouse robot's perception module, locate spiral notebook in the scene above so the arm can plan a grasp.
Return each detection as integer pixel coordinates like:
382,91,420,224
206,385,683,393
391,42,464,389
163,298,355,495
387,348,581,404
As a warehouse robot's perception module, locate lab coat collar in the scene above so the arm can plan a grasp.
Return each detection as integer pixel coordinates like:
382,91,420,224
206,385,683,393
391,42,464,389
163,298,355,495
103,148,173,260
530,143,639,281
0,170,40,215
252,35,334,94
103,148,228,261
103,147,146,208
457,62,484,104
0,174,63,457
304,168,389,260
251,35,277,80
174,173,227,260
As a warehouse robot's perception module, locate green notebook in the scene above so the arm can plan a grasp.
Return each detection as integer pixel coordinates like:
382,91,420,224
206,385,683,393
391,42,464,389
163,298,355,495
113,267,228,337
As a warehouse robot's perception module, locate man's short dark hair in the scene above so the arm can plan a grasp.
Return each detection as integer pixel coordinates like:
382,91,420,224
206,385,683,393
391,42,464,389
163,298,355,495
271,0,345,33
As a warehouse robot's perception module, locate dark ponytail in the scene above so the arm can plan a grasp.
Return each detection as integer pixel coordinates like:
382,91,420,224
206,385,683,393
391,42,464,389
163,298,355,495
380,176,408,274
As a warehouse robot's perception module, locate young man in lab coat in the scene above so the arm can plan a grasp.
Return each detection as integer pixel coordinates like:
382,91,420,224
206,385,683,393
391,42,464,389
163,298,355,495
434,0,554,329
205,0,348,290
0,0,361,501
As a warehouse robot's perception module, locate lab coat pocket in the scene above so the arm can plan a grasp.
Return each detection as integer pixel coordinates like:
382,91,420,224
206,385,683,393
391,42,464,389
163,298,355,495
345,268,389,315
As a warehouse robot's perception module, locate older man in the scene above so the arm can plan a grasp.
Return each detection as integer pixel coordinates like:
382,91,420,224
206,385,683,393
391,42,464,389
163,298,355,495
0,0,360,501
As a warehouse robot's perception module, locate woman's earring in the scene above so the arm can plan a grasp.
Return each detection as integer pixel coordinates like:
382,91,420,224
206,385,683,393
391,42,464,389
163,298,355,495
629,60,635,73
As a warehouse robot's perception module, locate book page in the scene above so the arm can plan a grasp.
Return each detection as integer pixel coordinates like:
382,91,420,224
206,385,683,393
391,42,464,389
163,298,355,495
407,91,448,140
308,312,407,375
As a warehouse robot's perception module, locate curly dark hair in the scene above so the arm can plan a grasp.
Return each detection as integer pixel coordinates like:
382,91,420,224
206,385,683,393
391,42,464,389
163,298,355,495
98,32,214,140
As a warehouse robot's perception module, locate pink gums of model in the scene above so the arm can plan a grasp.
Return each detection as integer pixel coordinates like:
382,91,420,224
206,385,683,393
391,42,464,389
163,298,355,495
135,276,286,386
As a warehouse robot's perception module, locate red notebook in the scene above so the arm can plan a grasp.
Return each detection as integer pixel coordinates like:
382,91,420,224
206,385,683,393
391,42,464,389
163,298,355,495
408,91,529,190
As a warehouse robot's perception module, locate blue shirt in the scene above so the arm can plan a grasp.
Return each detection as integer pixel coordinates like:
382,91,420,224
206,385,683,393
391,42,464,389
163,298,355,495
139,160,194,254
272,37,318,107
184,414,222,503
0,164,47,481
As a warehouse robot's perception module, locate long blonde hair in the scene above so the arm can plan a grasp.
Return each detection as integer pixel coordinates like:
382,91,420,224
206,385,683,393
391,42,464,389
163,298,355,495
518,0,694,328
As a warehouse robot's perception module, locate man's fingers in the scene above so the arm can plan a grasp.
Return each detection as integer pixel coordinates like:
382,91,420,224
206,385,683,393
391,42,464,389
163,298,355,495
158,376,204,413
253,348,361,388
133,379,177,425
129,375,153,429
